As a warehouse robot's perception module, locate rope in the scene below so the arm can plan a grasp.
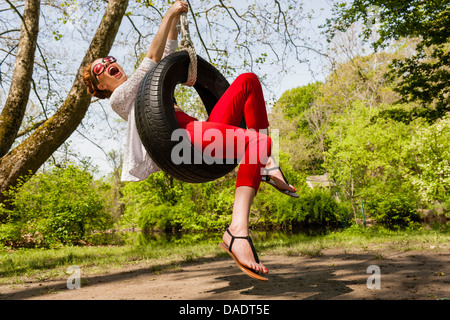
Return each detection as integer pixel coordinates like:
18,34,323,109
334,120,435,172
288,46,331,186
177,12,197,87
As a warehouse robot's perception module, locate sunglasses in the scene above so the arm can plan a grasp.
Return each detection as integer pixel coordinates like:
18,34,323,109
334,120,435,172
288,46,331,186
91,56,117,85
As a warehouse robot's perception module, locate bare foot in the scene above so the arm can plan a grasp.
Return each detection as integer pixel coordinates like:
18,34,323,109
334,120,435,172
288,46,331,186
222,227,268,274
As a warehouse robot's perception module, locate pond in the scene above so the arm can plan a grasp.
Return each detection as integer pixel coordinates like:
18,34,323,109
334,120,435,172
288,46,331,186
88,228,315,247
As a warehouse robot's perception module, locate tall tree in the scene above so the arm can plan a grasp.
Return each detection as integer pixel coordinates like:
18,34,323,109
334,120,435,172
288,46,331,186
0,0,40,158
0,0,129,205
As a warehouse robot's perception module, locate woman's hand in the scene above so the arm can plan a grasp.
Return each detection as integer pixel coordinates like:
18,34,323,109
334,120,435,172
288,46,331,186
146,1,188,62
168,0,189,19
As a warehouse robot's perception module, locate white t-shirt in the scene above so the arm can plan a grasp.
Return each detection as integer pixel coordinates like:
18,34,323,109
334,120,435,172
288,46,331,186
109,39,178,182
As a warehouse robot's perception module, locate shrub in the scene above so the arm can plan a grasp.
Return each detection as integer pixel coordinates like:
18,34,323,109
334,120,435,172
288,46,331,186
0,165,113,247
266,188,348,232
121,171,235,233
365,194,421,229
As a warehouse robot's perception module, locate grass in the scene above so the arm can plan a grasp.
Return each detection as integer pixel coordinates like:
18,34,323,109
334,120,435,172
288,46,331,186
1,225,449,286
257,225,450,256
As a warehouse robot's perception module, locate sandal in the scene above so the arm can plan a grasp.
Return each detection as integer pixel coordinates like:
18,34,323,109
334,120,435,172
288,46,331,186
218,228,268,281
262,166,299,198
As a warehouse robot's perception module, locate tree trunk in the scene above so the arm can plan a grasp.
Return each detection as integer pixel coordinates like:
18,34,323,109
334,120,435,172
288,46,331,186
0,0,40,158
0,0,129,206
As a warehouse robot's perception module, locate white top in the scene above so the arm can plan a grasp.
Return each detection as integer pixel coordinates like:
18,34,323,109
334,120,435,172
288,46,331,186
110,39,178,182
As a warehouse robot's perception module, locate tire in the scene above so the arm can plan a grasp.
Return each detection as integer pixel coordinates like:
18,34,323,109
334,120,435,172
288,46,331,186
135,51,246,183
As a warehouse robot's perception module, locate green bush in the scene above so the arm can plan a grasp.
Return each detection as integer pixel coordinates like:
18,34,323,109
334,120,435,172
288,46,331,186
120,171,235,233
121,166,349,234
138,204,185,233
0,165,113,248
264,188,349,231
365,194,421,229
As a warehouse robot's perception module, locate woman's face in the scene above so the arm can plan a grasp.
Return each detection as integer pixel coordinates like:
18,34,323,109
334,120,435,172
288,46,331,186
91,57,127,92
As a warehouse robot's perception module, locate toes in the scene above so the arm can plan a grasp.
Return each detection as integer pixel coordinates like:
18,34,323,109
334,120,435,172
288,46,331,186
248,262,268,274
246,262,262,273
260,265,269,274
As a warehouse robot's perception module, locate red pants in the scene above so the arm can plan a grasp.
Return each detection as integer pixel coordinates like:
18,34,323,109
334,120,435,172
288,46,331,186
176,73,272,191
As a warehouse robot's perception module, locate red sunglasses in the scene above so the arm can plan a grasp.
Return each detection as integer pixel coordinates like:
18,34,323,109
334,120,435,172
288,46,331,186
91,56,117,84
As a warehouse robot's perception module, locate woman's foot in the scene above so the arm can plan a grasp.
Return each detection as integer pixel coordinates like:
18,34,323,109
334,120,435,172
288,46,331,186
264,157,297,194
222,227,268,274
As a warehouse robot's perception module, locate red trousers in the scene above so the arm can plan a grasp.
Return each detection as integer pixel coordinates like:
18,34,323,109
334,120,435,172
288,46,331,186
176,73,272,191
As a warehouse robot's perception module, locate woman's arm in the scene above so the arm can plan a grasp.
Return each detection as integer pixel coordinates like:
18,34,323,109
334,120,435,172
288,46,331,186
168,11,180,41
146,1,188,63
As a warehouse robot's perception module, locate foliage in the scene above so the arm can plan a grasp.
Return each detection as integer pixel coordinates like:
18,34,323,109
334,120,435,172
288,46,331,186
119,152,350,234
404,115,450,203
325,0,450,121
364,194,420,230
325,102,418,193
0,165,113,248
322,101,429,227
270,83,324,172
276,82,322,120
120,171,235,233
268,188,351,232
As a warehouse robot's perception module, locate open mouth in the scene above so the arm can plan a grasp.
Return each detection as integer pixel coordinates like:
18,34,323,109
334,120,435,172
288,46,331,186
108,65,120,77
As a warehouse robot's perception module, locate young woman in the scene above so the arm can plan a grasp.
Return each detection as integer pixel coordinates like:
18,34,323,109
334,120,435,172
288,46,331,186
83,0,297,280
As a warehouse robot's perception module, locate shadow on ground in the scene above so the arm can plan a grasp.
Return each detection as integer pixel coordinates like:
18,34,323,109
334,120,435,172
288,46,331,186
1,249,449,300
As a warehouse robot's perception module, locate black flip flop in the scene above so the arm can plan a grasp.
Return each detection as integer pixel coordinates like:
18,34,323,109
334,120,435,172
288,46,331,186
219,229,268,281
262,166,299,198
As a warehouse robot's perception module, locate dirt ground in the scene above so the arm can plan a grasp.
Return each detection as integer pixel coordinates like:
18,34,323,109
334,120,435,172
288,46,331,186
1,248,449,300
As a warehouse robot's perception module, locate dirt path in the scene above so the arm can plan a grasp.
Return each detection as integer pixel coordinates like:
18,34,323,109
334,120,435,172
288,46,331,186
1,248,449,300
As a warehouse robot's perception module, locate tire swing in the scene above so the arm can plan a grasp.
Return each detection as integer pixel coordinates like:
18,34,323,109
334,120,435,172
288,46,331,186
135,13,246,183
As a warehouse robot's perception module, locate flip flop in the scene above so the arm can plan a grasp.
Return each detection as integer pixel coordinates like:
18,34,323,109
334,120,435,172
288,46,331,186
218,229,268,281
262,166,299,198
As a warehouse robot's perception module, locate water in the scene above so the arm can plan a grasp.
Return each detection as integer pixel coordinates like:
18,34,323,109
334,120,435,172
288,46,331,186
88,228,313,247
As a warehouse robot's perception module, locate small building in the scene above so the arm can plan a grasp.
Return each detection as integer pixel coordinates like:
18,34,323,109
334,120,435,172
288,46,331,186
306,173,334,189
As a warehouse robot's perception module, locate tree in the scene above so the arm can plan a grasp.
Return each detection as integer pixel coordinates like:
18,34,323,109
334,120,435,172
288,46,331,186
0,0,40,158
324,102,416,212
325,0,450,122
0,0,129,206
405,115,450,203
270,82,323,172
276,82,321,120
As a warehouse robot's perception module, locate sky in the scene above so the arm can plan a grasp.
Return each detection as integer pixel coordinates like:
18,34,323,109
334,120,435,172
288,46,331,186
273,0,334,92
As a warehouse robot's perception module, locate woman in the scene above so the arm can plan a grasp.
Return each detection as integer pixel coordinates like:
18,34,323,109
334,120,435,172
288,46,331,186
83,0,297,279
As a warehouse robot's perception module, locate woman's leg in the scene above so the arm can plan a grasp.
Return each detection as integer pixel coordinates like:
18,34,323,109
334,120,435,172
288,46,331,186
222,186,268,273
208,72,296,194
208,72,269,130
185,120,270,274
186,121,272,192
186,73,291,275
212,74,270,273
206,73,271,191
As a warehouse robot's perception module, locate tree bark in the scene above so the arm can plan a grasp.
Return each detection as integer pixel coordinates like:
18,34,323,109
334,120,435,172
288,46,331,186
0,0,40,158
0,0,129,205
